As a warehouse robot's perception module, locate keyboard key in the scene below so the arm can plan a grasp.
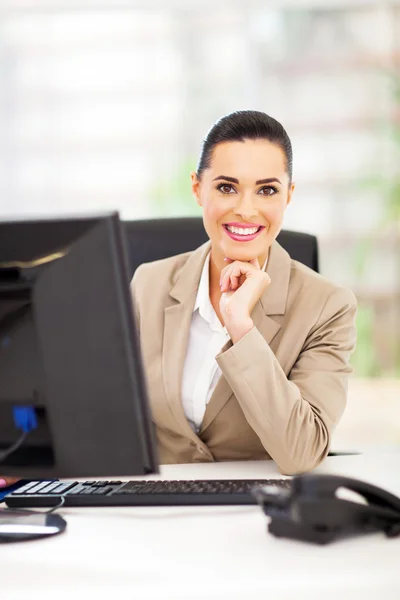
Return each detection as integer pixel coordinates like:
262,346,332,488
92,487,113,495
80,487,96,494
47,482,78,495
37,482,66,494
65,483,92,495
13,480,51,494
25,481,55,494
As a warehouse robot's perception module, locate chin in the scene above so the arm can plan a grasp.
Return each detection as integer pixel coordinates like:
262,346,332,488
221,242,265,262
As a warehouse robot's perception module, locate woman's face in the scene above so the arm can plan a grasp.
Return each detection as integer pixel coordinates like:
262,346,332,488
192,139,295,269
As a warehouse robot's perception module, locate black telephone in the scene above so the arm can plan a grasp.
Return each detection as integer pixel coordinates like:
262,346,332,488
252,474,400,544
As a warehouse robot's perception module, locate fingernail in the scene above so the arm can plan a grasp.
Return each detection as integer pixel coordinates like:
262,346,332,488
0,479,7,488
223,258,229,262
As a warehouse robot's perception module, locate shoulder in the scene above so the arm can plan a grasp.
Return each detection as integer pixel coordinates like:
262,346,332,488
130,242,209,311
291,258,356,303
132,250,192,290
287,258,357,325
130,250,192,310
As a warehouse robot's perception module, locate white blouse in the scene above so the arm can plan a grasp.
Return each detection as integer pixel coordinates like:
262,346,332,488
181,252,269,432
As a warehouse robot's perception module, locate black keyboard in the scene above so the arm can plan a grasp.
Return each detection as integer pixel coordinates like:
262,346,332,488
5,478,292,507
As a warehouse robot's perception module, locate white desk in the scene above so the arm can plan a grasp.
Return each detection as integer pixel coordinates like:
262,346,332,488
2,453,400,600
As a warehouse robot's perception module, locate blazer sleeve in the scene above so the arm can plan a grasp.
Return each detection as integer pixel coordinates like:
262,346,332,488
215,286,357,475
130,267,143,334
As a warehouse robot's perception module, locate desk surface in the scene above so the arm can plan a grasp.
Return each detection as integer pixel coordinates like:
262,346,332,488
2,452,400,600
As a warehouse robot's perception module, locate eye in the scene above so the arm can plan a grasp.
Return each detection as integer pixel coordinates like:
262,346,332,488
258,185,278,196
217,183,236,194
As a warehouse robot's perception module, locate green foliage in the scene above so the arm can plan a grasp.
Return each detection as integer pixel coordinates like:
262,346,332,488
351,70,400,378
352,236,373,279
387,181,400,222
350,304,381,378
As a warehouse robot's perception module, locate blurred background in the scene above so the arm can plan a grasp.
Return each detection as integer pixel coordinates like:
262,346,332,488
0,0,399,450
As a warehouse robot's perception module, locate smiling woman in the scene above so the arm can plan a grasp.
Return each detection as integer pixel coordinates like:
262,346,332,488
131,110,357,475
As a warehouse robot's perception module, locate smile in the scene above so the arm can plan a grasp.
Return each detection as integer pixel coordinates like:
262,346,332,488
222,224,265,242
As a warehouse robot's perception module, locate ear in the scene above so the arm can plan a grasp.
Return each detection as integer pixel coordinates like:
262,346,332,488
285,182,295,208
191,171,202,207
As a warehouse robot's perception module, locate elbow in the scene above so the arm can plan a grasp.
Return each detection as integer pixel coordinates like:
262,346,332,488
277,451,326,476
276,426,330,476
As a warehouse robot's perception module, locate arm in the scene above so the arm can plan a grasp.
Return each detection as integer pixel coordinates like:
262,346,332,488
130,267,142,333
216,287,357,475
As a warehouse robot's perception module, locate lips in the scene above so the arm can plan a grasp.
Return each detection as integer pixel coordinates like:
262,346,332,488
222,223,265,243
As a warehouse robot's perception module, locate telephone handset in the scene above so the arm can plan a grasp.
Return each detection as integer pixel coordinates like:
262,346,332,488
253,473,400,544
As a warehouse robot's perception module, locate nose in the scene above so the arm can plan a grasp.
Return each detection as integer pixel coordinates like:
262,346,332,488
234,191,258,221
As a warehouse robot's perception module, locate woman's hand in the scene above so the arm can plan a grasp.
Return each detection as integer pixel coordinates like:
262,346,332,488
219,258,271,343
0,476,20,488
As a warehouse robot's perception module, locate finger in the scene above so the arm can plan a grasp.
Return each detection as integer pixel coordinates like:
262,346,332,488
220,261,256,292
220,260,249,281
229,265,246,290
220,264,236,292
0,476,20,488
220,261,236,280
223,270,272,317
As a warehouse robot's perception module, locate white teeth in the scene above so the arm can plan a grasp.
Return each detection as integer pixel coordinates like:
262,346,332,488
226,225,259,235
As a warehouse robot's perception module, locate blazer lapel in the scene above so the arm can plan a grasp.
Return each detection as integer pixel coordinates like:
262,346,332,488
199,241,292,433
162,241,211,438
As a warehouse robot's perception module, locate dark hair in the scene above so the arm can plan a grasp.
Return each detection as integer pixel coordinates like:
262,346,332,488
196,110,293,182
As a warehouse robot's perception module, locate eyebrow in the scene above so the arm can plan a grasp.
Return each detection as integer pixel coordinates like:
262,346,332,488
213,175,282,185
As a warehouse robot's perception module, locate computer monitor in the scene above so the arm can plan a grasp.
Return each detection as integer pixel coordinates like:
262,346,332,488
0,212,158,479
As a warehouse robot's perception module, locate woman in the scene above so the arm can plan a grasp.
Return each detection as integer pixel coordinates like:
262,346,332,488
0,110,356,488
131,110,357,475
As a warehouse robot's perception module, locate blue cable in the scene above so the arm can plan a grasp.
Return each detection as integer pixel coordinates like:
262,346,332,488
0,406,38,464
13,406,38,433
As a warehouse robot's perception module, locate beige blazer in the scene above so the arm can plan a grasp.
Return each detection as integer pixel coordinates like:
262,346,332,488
131,240,357,475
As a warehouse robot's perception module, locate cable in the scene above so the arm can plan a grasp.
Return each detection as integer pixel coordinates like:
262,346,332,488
5,496,66,518
44,496,66,514
0,431,28,463
0,405,63,515
13,406,37,433
0,406,37,463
